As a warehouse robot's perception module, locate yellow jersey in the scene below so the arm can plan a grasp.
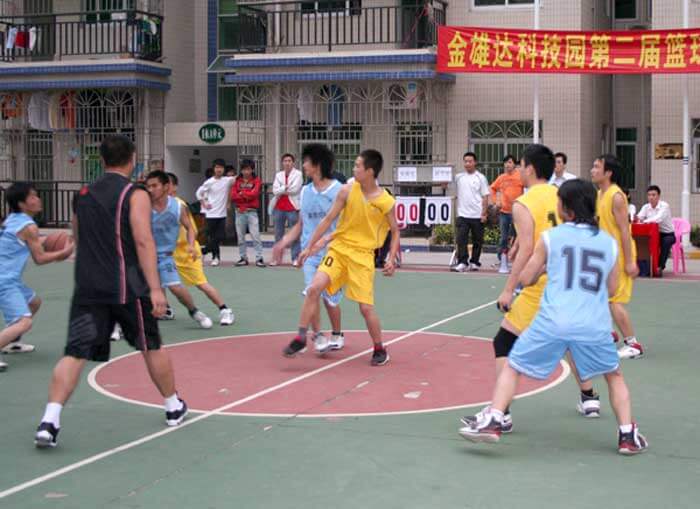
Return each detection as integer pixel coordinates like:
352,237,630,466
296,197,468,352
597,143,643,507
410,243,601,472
332,182,395,255
173,197,202,265
597,184,637,265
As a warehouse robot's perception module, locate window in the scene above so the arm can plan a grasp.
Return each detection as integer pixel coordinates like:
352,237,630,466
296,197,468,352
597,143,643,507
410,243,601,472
614,0,636,19
217,84,264,122
85,0,135,22
615,127,637,190
301,1,362,15
396,123,433,164
473,0,533,7
297,123,362,178
469,120,541,182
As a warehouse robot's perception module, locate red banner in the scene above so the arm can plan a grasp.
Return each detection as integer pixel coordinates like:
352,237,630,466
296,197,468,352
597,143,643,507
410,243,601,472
437,26,700,74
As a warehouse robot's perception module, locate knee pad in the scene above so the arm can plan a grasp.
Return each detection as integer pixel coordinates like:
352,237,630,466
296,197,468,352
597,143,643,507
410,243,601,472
493,327,519,358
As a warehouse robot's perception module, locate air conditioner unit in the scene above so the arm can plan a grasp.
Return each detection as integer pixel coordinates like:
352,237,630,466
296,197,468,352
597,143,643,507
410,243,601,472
383,82,420,110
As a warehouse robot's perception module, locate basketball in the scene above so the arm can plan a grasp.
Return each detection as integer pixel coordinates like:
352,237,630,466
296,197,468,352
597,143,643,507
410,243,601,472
44,232,70,252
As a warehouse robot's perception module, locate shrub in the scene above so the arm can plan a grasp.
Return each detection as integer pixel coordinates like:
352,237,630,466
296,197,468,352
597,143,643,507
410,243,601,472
691,225,700,248
430,224,501,246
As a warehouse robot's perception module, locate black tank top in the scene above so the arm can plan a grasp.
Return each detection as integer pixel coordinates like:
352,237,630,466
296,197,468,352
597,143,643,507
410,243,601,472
73,172,149,304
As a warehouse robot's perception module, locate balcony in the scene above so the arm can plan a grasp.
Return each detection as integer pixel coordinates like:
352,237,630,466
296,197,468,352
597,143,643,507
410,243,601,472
220,0,447,54
0,10,163,63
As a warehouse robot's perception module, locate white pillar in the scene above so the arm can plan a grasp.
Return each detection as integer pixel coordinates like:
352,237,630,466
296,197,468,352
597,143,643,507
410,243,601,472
533,0,541,144
682,0,690,246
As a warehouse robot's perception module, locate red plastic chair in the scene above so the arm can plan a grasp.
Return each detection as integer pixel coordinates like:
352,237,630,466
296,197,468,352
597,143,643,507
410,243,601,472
672,217,691,274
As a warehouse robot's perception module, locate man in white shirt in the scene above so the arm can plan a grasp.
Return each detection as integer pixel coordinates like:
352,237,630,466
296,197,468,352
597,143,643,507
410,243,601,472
269,153,303,265
637,185,676,274
195,159,236,266
549,152,577,188
451,152,490,272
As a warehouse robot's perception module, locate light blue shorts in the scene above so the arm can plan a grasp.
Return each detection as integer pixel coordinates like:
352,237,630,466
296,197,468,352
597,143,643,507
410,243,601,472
158,255,181,288
303,257,343,307
0,282,36,326
509,318,620,381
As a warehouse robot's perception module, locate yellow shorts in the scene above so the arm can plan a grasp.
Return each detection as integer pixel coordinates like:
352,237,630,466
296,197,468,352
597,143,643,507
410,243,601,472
504,284,544,333
174,253,208,287
610,270,633,304
317,246,375,305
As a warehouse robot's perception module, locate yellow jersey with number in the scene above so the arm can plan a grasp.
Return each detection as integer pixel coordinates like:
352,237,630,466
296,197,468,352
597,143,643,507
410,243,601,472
331,182,395,256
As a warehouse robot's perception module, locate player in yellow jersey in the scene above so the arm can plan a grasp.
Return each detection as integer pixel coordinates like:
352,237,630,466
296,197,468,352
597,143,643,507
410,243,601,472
283,149,400,366
461,145,600,431
590,155,644,360
168,173,235,326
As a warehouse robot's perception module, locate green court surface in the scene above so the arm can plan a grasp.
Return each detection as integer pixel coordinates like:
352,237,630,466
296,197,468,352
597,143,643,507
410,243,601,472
2,262,699,508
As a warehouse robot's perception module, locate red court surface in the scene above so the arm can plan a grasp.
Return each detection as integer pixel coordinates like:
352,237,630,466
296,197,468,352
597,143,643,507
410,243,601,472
90,332,567,417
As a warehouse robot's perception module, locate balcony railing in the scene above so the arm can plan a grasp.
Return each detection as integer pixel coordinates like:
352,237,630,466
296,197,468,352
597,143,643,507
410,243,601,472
0,10,163,63
221,1,447,53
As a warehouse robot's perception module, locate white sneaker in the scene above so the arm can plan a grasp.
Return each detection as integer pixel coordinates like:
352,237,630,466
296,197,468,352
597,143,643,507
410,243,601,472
0,357,7,372
192,310,213,329
451,263,467,273
219,308,235,326
292,259,299,267
576,393,601,418
618,342,644,360
110,324,123,341
469,263,480,272
329,333,345,351
210,258,220,267
460,406,513,433
313,332,332,354
498,257,510,274
2,342,36,354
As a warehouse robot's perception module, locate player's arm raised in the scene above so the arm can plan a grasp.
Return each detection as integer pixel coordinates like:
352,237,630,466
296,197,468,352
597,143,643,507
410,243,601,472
382,205,401,277
519,235,547,287
22,224,74,264
179,204,198,260
612,192,638,278
298,184,349,265
130,189,166,317
498,202,533,311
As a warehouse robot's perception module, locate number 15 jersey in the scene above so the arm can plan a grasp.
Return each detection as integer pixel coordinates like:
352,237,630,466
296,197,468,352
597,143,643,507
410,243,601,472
538,223,617,340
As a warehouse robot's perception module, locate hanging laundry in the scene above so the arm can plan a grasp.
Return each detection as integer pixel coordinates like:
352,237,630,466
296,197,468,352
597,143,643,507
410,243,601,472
29,27,37,51
14,30,29,48
28,92,51,131
1,93,23,120
60,91,77,129
297,86,314,123
4,27,18,50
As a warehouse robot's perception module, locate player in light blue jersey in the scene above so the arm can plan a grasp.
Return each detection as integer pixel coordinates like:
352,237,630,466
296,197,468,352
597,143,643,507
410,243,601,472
146,171,213,329
0,183,74,371
460,179,648,455
272,144,344,354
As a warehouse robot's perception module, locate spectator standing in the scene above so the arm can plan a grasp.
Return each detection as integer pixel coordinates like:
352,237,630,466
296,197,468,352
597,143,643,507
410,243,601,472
231,160,265,267
196,159,236,266
490,155,524,273
269,153,303,265
549,152,576,188
451,152,490,272
636,185,676,274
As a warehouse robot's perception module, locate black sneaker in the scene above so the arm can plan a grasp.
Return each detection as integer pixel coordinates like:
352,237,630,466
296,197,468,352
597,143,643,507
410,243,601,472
35,422,59,448
235,257,249,267
165,399,188,427
283,337,307,357
255,258,266,268
618,424,649,455
371,348,389,366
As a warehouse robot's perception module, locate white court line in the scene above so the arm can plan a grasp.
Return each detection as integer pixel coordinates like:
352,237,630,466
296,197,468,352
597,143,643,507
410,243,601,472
87,331,570,418
1,299,501,500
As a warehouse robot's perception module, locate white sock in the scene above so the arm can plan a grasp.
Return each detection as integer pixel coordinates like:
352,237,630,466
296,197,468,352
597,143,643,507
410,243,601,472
624,336,638,345
619,424,633,433
489,408,505,422
164,394,182,412
42,402,63,428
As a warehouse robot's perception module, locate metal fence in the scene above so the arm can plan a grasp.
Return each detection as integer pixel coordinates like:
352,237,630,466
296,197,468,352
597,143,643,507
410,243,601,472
0,180,85,226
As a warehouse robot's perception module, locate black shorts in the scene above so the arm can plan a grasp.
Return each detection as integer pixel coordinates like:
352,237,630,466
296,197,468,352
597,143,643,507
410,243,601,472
65,297,162,362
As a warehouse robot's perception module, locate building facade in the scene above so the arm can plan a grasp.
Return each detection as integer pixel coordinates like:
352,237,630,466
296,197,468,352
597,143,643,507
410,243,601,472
2,0,700,225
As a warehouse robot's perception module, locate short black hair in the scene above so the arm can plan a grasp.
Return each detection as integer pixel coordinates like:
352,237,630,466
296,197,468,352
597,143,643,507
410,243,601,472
360,149,383,178
598,154,623,185
212,159,226,168
558,179,598,231
146,170,170,185
503,154,515,164
240,159,255,171
100,135,135,168
463,152,477,161
523,144,555,181
281,153,295,162
302,143,335,179
554,152,568,164
6,182,35,213
647,185,661,194
167,172,179,186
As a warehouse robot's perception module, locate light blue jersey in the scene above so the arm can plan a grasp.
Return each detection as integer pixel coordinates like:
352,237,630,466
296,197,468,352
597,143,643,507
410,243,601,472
0,212,35,283
151,196,181,256
508,223,621,381
538,223,618,340
300,179,341,263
